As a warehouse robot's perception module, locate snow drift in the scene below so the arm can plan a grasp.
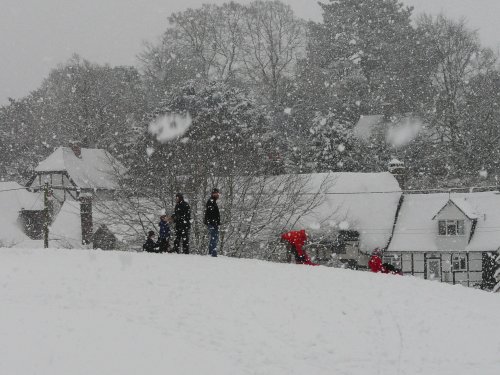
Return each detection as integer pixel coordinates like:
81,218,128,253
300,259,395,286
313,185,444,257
1,248,499,375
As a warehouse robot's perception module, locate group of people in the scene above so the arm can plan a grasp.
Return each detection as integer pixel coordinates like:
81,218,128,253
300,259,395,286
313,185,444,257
143,196,405,271
280,232,404,274
143,188,221,257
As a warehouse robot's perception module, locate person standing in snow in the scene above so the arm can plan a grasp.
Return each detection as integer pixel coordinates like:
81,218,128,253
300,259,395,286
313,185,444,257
204,188,221,257
172,193,191,254
158,215,171,253
368,248,386,273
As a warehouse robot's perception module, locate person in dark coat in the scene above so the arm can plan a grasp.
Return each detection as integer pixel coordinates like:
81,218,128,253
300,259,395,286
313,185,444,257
172,193,191,254
158,215,171,253
204,188,221,257
143,231,159,253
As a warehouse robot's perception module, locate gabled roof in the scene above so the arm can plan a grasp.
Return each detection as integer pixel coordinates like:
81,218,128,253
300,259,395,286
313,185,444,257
432,198,479,220
35,147,126,190
0,182,43,246
388,191,500,252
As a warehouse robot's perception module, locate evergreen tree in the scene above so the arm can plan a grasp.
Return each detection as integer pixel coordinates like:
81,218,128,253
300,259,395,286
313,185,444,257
307,0,431,115
306,112,362,172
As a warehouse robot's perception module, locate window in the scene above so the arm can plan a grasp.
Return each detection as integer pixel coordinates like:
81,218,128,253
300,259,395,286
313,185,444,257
452,254,467,271
438,220,465,236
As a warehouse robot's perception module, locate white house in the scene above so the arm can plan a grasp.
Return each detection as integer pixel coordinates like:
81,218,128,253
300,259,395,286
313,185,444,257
385,191,500,287
28,143,126,201
20,144,129,249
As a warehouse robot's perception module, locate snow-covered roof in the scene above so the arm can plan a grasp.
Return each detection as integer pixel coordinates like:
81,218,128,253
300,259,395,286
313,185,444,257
0,182,43,246
294,172,402,253
388,191,500,252
35,147,125,190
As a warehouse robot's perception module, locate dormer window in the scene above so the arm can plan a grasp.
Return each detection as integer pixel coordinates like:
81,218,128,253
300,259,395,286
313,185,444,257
438,220,465,236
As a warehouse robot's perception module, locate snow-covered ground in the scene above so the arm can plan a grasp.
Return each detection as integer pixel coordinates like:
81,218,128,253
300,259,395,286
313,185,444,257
1,248,499,375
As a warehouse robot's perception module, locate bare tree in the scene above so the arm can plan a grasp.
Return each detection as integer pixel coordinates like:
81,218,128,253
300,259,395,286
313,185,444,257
139,1,305,109
147,3,246,83
418,15,496,146
207,2,246,80
241,0,305,107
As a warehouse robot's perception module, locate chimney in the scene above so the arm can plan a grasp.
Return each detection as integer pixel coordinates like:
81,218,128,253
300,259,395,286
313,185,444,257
382,101,395,122
388,158,406,190
69,141,82,158
79,194,93,245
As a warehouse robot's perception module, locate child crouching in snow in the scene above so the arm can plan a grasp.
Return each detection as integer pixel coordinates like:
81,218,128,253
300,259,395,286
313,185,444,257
143,231,160,253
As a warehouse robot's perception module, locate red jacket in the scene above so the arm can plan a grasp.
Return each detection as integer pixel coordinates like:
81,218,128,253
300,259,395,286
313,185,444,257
281,230,317,266
368,255,386,273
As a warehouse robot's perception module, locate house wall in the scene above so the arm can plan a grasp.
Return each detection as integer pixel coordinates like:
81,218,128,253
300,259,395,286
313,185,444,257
31,173,74,201
385,251,484,287
435,204,471,251
30,172,117,202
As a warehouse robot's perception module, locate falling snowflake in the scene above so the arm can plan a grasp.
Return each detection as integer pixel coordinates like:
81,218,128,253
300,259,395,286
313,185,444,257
148,113,192,143
339,221,350,230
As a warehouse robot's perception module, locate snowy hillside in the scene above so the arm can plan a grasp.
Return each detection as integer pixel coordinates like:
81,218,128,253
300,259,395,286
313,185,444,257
1,249,500,375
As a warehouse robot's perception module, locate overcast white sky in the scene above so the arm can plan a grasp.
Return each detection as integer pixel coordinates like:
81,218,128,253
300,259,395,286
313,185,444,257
1,0,499,104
